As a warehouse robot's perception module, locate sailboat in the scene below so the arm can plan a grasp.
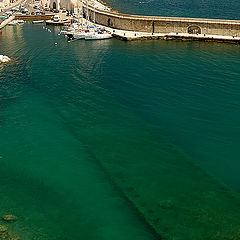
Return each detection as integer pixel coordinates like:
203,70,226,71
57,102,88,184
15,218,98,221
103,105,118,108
84,0,112,40
85,29,112,40
65,0,112,40
65,0,93,39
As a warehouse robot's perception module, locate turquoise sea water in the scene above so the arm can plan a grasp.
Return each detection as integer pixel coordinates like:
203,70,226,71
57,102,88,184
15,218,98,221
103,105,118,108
0,2,240,239
107,0,240,19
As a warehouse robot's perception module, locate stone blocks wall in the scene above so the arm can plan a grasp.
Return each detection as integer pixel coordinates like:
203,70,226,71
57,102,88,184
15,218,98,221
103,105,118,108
84,7,240,37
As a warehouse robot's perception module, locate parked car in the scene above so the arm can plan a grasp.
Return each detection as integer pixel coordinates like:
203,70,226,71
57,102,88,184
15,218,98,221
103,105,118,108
53,9,59,13
5,11,12,16
31,12,35,15
22,8,28,14
11,7,18,12
14,12,23,15
62,8,66,13
44,7,50,11
2,13,8,18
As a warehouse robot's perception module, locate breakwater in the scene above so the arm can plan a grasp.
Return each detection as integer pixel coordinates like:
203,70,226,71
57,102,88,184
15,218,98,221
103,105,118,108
83,5,240,41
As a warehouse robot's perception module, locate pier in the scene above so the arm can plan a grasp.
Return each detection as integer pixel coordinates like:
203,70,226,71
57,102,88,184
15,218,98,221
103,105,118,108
0,15,15,29
83,5,240,42
15,14,54,21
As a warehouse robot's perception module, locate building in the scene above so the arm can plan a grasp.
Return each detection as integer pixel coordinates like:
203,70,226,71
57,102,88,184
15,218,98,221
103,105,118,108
49,0,79,12
0,0,10,10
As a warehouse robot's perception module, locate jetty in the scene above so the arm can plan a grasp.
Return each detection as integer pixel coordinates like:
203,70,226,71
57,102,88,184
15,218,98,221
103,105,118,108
0,16,15,29
82,5,240,42
15,14,54,21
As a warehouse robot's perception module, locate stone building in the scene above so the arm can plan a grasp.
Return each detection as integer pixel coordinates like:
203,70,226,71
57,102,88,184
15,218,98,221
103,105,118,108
0,0,10,10
49,0,78,12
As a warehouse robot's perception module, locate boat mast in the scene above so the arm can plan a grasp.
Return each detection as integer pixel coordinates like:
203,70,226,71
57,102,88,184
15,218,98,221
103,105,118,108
93,0,95,25
77,0,79,28
86,0,89,24
80,0,83,26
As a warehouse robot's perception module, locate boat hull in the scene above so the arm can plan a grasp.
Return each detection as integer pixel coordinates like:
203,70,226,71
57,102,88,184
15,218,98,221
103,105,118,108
46,20,64,26
33,20,44,24
85,33,112,40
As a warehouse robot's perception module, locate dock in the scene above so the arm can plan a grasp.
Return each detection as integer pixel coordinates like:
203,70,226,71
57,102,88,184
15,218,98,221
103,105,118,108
111,30,240,43
0,16,15,29
15,14,54,21
82,4,240,43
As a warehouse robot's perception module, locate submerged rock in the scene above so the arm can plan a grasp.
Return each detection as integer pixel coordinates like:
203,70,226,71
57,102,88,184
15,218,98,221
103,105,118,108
0,225,19,240
0,225,9,239
0,55,10,63
0,225,8,232
2,215,18,222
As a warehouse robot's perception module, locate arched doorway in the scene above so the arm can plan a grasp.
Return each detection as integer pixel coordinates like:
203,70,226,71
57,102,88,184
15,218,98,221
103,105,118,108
188,26,201,34
53,2,57,9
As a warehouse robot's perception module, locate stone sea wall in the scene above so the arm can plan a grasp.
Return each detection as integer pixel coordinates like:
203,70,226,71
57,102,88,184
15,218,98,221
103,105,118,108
84,6,240,37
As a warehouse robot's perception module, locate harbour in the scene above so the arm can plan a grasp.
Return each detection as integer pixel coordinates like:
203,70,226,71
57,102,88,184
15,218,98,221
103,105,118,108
1,0,240,43
0,0,240,239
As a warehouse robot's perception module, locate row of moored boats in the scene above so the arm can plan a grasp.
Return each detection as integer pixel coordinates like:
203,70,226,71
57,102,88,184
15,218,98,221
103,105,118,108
61,23,112,40
7,18,112,40
8,20,24,25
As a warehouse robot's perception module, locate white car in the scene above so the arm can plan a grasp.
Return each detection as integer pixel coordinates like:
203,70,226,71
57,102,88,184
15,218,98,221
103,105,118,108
22,8,28,14
14,12,23,15
11,7,18,11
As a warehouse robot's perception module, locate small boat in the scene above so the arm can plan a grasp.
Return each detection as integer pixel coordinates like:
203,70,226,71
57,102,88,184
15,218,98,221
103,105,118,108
8,20,24,25
46,20,64,26
74,29,95,39
8,20,18,25
85,31,112,40
17,20,24,24
62,18,70,22
32,20,44,24
46,15,64,25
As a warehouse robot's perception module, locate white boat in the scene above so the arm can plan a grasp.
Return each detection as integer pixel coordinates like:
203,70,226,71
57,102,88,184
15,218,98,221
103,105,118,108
8,20,19,25
17,20,24,24
53,15,60,22
0,55,10,63
73,32,87,39
8,20,24,25
83,0,112,40
74,30,95,39
32,20,44,24
66,30,90,40
85,31,112,40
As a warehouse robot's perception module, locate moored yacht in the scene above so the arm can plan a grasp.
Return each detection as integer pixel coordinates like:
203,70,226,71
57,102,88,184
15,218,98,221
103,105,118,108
85,31,112,40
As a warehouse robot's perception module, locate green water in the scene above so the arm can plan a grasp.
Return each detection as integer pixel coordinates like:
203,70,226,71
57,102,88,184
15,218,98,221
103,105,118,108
0,23,240,240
